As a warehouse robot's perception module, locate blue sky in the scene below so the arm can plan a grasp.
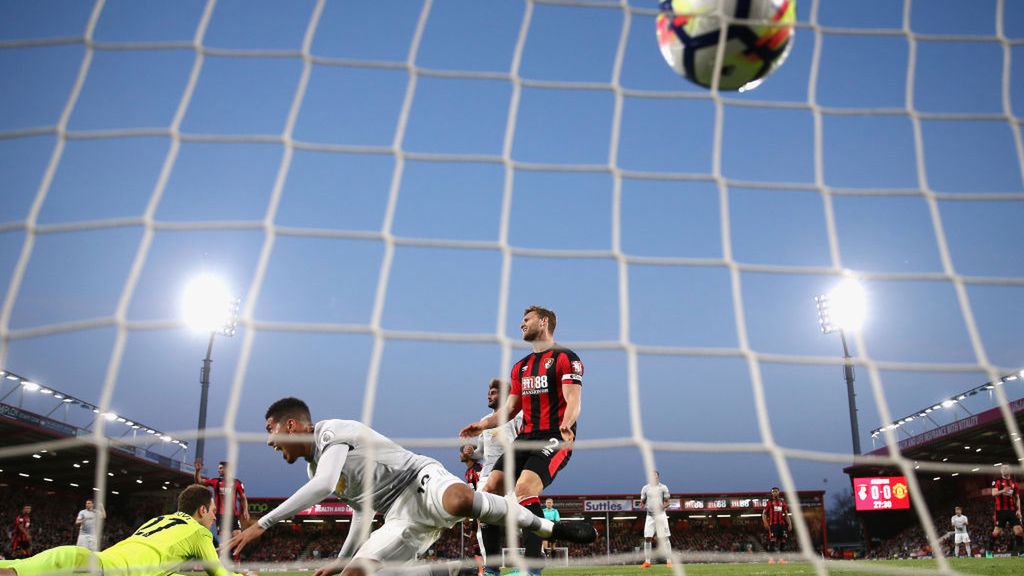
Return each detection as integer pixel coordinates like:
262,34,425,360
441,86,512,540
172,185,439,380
1,0,1023,502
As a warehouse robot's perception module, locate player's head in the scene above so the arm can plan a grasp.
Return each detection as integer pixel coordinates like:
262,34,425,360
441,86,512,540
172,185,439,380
21,504,31,514
521,305,556,342
265,397,314,464
85,499,94,511
1001,464,1012,478
770,486,780,498
178,484,216,528
459,444,476,463
545,498,554,509
954,506,962,515
218,461,227,477
487,378,504,410
654,470,660,483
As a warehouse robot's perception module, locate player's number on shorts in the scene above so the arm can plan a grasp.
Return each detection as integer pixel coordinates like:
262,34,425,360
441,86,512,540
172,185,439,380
134,516,187,537
417,474,431,494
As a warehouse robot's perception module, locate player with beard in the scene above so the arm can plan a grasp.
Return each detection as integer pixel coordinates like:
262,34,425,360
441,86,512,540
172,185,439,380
228,397,595,576
461,306,583,576
465,379,523,574
990,464,1023,554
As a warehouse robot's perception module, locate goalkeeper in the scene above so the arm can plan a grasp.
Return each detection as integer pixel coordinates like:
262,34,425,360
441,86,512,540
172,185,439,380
0,485,246,576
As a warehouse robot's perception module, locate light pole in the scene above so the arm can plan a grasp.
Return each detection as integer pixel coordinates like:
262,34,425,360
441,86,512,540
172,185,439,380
815,278,867,455
182,274,240,466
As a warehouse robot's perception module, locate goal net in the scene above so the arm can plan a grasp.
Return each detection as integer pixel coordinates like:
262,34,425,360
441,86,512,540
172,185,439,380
1,0,1022,574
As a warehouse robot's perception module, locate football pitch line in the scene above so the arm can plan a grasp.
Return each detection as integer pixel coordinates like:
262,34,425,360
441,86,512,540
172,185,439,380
262,558,1023,576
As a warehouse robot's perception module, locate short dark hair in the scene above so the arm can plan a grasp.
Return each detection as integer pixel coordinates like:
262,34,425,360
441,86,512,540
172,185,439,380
488,378,502,391
265,397,312,423
177,485,213,516
524,305,556,334
219,461,228,467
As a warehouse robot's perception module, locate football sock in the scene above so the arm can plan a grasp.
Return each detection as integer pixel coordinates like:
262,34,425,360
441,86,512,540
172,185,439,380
644,540,652,562
479,523,502,570
471,492,551,536
523,497,545,561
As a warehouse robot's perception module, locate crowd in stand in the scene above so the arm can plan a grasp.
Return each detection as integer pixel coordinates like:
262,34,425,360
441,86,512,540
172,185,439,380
0,488,144,558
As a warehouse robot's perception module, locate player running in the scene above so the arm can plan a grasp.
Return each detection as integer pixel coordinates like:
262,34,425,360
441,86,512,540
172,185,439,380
762,487,792,564
0,485,245,576
639,472,672,568
461,306,583,576
227,397,595,576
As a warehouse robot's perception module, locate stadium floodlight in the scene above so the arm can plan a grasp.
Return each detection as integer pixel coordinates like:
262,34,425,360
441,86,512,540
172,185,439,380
182,274,239,335
22,382,39,392
815,277,867,455
182,272,241,466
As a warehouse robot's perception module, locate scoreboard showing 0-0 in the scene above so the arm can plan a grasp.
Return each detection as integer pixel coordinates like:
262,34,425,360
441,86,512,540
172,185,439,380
853,476,911,511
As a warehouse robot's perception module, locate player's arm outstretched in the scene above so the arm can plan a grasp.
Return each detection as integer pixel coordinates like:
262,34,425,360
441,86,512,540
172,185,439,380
311,509,373,576
227,445,349,557
461,394,522,437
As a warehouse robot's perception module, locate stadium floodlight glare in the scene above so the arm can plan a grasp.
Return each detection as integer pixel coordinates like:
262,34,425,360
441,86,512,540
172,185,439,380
817,279,866,334
815,277,867,455
182,272,241,465
182,274,239,335
22,381,39,392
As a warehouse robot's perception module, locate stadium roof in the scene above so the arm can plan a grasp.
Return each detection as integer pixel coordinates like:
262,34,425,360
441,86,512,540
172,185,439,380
845,396,1024,477
0,406,194,495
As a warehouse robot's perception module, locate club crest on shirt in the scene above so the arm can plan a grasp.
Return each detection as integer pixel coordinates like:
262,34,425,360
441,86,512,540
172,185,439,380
544,358,554,370
571,361,583,374
320,429,336,447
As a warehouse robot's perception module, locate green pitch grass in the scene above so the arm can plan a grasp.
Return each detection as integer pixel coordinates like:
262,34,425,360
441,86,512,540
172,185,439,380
267,558,1022,576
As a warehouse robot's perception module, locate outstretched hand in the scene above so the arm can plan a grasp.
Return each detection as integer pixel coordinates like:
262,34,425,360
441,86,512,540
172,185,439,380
459,422,483,438
224,523,265,560
311,559,346,576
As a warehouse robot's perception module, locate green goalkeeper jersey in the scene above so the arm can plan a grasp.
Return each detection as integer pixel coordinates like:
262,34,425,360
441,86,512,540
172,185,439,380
100,512,236,576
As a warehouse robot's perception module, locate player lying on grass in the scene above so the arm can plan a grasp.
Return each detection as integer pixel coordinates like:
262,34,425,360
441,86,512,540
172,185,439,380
227,397,597,576
0,485,246,576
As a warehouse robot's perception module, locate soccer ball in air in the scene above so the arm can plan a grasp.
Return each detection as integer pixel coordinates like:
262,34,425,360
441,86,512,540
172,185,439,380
656,0,796,91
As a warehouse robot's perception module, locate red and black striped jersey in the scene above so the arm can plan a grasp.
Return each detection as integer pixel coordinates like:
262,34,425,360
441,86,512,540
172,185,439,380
510,345,584,437
763,497,789,526
992,477,1019,512
12,513,30,542
464,462,482,490
202,476,247,516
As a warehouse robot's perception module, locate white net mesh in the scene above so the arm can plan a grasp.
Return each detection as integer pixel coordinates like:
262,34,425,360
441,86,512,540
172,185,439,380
1,0,1023,574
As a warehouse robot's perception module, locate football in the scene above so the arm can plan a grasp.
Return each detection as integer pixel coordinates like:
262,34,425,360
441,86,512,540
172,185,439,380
656,0,796,91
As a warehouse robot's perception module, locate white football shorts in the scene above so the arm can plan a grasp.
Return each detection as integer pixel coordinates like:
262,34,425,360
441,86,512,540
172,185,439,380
644,513,670,539
353,462,463,564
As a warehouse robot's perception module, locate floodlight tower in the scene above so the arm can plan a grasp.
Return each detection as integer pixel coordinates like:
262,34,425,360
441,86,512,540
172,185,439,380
815,278,867,455
181,274,240,466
